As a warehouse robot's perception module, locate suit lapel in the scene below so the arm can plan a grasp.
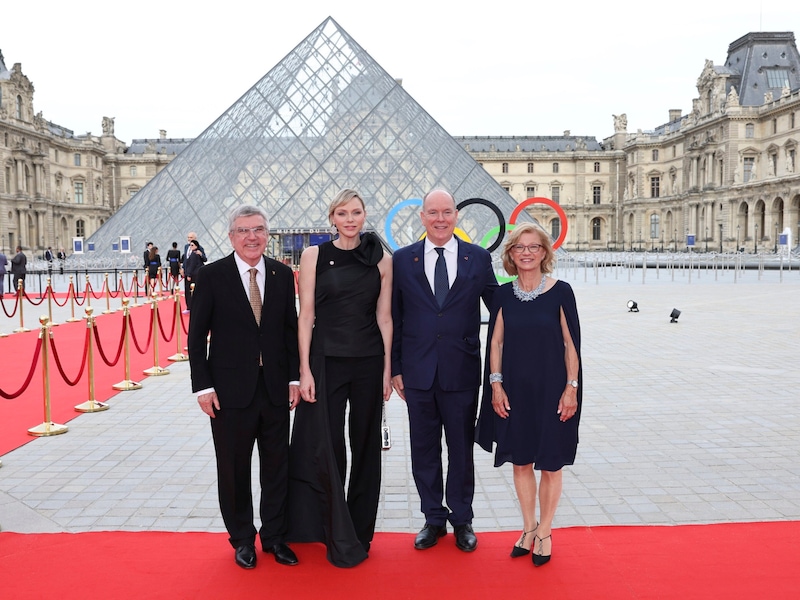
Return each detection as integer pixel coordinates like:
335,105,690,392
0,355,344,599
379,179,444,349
445,239,474,303
410,241,437,307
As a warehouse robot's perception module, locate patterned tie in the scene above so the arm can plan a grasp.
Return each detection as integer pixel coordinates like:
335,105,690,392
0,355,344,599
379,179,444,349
434,247,449,307
248,268,262,325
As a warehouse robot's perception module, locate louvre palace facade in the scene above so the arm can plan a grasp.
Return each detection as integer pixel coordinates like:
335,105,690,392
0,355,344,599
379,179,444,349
2,30,799,257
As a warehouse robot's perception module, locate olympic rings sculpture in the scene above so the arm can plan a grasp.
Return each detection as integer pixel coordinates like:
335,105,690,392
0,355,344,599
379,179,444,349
383,196,568,252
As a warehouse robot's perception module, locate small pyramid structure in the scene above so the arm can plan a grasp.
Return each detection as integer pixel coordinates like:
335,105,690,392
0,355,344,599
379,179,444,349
89,17,526,261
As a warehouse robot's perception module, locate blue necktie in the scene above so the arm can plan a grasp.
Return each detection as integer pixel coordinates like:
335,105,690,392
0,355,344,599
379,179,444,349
434,247,449,307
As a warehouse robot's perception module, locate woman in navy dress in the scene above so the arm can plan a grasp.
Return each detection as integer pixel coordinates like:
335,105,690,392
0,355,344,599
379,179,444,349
289,189,392,567
476,222,581,567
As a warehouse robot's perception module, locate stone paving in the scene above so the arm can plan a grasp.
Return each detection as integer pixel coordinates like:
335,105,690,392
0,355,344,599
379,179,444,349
2,262,800,536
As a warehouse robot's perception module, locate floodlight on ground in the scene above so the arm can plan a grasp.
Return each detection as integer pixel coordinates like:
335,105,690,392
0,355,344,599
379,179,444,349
670,308,681,323
627,300,639,312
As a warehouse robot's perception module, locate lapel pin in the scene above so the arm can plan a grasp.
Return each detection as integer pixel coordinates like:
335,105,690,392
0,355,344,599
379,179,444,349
271,270,276,275
414,257,419,262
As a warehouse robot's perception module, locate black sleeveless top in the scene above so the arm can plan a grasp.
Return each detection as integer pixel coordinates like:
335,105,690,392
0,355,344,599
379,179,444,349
310,233,384,358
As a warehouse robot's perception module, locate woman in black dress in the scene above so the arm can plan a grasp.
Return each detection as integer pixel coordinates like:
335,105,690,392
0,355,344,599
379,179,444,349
289,189,392,567
147,246,162,291
476,222,581,567
166,242,182,292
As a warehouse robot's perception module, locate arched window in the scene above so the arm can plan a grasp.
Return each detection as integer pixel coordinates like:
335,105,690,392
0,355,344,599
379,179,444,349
76,219,86,237
16,95,23,120
650,214,660,238
592,218,601,241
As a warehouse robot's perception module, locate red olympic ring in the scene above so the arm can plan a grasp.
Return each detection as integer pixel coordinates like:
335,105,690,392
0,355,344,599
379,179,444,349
509,197,568,250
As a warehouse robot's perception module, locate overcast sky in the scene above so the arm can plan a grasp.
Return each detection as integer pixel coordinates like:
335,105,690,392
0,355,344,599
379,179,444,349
3,1,798,144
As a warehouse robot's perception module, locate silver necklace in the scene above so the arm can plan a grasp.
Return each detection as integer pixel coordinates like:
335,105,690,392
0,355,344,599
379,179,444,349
512,275,547,302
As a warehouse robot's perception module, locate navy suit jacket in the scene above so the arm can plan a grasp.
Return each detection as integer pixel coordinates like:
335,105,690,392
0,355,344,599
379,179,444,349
188,253,300,408
391,238,498,392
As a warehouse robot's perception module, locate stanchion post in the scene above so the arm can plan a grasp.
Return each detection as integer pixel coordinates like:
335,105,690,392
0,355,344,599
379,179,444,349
157,266,165,300
75,307,109,413
28,316,69,437
85,274,92,309
46,277,60,326
168,290,188,362
13,279,30,333
112,299,143,391
66,275,81,322
103,273,113,314
143,296,170,376
130,272,140,307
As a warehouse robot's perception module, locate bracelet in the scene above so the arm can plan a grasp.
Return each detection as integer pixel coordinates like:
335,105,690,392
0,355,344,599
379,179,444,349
489,373,503,384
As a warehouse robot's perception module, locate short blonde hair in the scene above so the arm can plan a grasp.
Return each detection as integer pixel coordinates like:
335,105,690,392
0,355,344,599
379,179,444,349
501,222,555,276
328,189,365,224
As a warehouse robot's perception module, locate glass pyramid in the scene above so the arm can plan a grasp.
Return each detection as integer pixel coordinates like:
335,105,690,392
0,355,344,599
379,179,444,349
89,17,529,264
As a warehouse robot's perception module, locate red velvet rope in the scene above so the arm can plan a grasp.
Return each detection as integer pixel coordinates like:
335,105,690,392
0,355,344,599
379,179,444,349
49,284,71,307
0,337,43,399
50,328,90,386
87,280,105,300
93,318,126,367
156,302,176,342
23,289,47,307
129,307,154,354
180,309,189,334
0,293,19,318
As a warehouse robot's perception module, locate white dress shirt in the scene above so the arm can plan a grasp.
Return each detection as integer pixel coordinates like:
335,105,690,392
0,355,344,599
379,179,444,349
424,236,458,294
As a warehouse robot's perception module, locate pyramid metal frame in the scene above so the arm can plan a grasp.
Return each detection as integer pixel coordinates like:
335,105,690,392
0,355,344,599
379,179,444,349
88,17,529,264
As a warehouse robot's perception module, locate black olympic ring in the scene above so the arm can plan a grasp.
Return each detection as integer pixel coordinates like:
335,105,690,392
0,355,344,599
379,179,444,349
456,198,506,253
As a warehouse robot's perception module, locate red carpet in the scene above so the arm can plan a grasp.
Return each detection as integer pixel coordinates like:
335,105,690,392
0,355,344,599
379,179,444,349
1,524,798,599
0,299,185,456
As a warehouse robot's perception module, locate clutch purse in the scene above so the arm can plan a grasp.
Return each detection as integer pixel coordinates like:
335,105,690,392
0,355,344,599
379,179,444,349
381,399,391,450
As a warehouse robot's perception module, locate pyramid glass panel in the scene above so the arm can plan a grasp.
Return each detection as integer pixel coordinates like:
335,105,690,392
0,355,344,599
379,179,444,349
88,17,532,265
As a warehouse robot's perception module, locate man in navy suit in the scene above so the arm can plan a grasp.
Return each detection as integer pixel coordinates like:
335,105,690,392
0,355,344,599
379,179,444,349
391,189,498,552
188,205,300,570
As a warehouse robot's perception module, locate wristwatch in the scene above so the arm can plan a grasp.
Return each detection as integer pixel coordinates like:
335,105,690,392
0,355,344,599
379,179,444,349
566,379,579,388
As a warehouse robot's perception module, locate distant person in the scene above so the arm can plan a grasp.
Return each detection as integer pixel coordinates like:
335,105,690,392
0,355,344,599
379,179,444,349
57,248,66,274
183,232,206,264
289,189,392,567
45,246,54,275
143,242,153,269
476,222,582,568
0,249,7,295
147,246,162,289
391,189,498,553
182,239,204,312
10,246,27,293
166,242,181,291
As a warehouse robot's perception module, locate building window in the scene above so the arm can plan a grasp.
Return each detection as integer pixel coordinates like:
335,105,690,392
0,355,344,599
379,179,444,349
502,162,509,174
773,119,778,134
552,163,559,174
592,218,601,241
766,68,790,88
74,153,81,166
551,219,560,240
745,123,754,138
502,186,510,193
652,149,659,161
526,186,536,197
672,145,677,158
76,220,85,238
16,95,22,119
3,133,7,147
743,157,755,182
789,149,796,173
551,186,560,203
527,163,534,173
792,112,796,129
54,149,59,162
130,166,137,176
74,182,84,204
593,162,600,173
650,214,660,238
650,176,660,198
592,186,601,204
770,153,777,176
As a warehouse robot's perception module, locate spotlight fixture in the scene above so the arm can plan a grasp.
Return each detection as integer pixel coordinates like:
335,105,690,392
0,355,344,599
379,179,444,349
627,300,639,312
670,308,681,323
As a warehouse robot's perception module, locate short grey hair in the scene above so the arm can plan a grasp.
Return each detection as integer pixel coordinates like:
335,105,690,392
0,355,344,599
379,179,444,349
228,205,270,232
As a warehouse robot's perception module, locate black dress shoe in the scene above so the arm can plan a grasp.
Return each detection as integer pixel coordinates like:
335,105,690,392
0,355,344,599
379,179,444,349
265,543,298,566
235,544,257,569
454,524,477,552
414,524,446,549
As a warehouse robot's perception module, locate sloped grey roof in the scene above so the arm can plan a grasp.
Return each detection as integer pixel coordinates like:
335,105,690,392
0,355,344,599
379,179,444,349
724,32,800,106
126,138,193,155
0,50,9,80
454,136,603,152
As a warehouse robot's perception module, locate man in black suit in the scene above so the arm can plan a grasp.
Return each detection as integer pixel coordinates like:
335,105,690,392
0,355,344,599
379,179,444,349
10,246,27,293
188,205,301,570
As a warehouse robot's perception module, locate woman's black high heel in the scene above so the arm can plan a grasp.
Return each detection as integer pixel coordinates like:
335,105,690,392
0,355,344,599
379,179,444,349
510,524,538,558
532,533,551,566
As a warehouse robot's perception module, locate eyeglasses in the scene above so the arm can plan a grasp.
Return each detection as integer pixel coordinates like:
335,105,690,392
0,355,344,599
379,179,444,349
232,226,268,237
511,244,543,254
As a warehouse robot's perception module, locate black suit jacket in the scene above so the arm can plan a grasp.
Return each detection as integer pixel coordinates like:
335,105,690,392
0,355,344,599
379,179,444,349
188,253,299,408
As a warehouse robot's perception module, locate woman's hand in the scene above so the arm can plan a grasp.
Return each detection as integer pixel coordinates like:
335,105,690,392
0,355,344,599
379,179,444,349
382,370,392,401
299,371,316,403
491,383,510,419
557,387,578,422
